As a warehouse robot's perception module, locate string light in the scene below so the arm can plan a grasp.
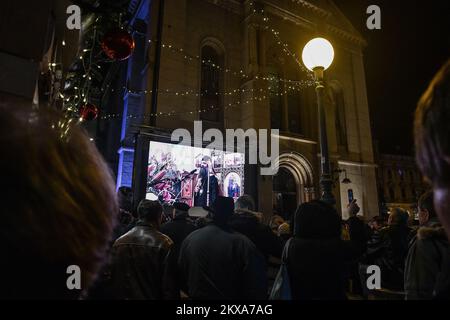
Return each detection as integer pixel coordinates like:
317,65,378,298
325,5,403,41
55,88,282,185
155,40,313,84
99,95,269,120
60,3,315,123
124,82,311,97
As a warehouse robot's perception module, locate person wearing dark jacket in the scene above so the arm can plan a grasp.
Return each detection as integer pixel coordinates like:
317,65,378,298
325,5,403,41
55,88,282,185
345,199,370,294
286,200,347,300
229,195,283,260
346,199,370,256
404,191,450,299
364,208,412,291
113,186,136,241
161,202,197,293
109,200,179,300
178,196,267,299
161,202,197,251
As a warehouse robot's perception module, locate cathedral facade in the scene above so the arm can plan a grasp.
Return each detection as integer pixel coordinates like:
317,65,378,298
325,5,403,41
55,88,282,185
118,0,379,219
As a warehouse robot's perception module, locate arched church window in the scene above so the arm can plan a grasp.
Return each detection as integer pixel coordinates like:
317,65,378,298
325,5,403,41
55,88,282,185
389,187,395,200
284,58,304,135
329,86,348,150
200,45,223,123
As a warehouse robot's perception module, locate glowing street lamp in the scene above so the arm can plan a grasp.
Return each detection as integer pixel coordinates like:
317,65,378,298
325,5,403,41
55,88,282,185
302,37,335,204
302,37,335,72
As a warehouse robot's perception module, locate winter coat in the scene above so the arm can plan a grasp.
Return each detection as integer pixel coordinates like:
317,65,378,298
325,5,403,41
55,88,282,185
286,237,348,300
347,216,370,256
229,210,283,260
364,225,412,291
404,223,450,300
178,223,267,299
161,215,197,292
161,215,197,252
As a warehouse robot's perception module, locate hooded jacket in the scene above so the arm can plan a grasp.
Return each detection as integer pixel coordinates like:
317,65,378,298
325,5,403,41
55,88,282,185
404,223,450,300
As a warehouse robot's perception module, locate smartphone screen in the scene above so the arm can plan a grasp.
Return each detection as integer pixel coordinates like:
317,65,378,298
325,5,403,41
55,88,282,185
348,189,354,204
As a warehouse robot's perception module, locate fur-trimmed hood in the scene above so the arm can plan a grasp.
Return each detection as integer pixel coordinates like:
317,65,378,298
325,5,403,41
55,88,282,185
417,223,448,241
234,208,263,222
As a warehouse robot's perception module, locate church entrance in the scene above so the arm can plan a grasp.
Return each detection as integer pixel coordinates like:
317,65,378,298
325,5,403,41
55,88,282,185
273,167,298,220
272,152,315,221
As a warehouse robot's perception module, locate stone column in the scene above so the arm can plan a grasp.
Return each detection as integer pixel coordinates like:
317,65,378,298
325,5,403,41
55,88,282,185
242,1,273,218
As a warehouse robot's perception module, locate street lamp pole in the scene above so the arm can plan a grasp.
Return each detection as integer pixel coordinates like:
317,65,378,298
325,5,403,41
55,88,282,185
302,38,336,205
314,67,335,204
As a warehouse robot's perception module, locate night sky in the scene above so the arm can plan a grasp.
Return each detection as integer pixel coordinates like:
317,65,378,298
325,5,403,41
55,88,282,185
335,0,450,155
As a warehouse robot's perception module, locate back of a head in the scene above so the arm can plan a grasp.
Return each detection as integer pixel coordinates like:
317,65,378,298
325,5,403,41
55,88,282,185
138,199,162,223
415,59,450,188
117,186,133,213
373,216,385,227
418,190,437,219
211,196,235,225
389,208,409,227
173,201,190,218
235,194,255,212
269,214,284,230
293,200,341,239
163,202,173,215
0,104,118,299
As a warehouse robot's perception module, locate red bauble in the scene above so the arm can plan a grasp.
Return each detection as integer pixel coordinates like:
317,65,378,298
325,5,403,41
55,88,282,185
101,29,135,61
80,103,99,121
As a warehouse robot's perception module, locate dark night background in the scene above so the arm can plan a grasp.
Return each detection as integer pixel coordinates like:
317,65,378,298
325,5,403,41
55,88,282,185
335,0,450,155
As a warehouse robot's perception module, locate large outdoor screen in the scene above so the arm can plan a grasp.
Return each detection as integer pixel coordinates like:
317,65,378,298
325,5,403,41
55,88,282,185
146,141,245,207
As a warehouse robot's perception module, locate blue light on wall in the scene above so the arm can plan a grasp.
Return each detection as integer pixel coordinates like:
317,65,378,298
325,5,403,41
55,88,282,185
116,0,152,190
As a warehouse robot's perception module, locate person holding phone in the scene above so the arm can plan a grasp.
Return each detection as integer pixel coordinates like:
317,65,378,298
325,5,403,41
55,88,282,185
346,199,370,295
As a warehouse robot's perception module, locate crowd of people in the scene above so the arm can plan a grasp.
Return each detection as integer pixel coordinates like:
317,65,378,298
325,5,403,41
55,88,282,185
74,187,450,300
1,60,449,300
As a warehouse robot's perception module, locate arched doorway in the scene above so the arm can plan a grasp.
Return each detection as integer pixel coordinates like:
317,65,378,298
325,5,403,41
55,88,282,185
272,153,315,221
273,167,297,220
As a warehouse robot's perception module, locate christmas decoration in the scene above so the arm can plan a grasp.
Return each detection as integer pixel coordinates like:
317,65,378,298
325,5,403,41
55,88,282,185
80,103,99,121
101,29,135,61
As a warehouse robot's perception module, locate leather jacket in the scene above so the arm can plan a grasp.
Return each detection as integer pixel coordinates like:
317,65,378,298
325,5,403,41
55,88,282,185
109,221,179,299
